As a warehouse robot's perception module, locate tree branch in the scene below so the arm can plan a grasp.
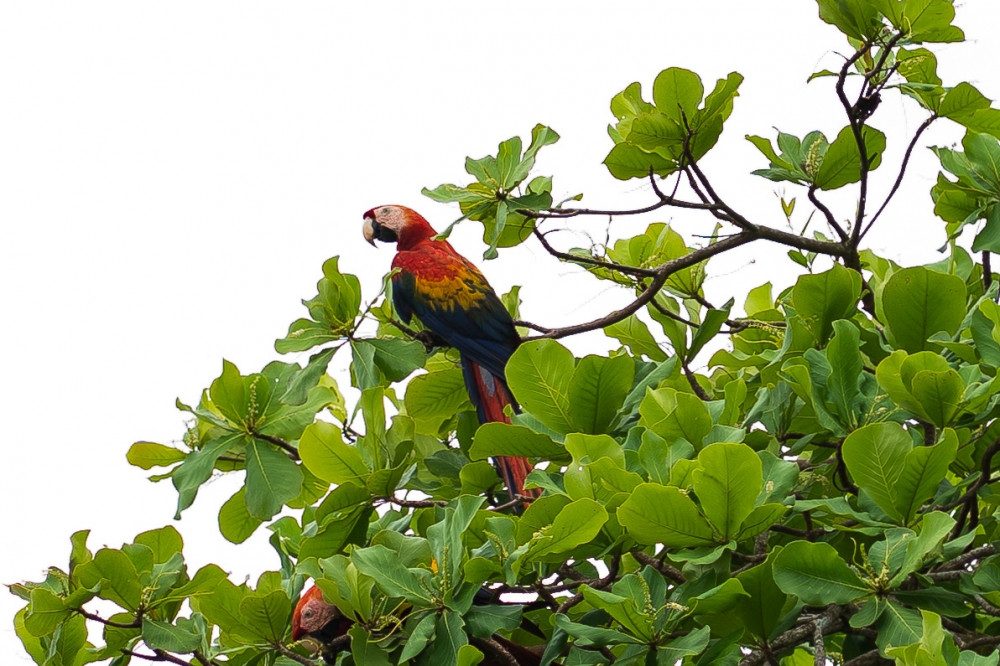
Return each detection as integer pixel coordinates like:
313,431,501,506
275,644,322,665
469,636,519,666
632,550,686,584
527,232,756,340
121,649,197,666
556,556,621,613
808,186,848,242
75,607,142,629
860,113,937,240
253,433,300,461
532,226,658,278
740,605,844,666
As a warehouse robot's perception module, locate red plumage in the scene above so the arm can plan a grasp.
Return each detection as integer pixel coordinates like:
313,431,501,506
291,584,542,665
363,205,540,504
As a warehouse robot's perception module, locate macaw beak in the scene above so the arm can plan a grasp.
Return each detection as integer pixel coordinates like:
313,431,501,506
362,216,377,246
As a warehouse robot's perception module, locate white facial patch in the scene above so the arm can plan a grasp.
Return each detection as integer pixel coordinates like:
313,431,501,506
377,205,407,232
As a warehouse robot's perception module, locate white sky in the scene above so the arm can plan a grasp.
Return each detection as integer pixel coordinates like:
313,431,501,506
2,1,999,661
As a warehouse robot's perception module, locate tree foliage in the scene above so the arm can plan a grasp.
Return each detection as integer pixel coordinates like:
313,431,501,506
12,2,1000,665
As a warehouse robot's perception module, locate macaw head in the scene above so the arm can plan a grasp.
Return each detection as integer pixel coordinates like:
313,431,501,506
290,585,342,641
362,205,436,250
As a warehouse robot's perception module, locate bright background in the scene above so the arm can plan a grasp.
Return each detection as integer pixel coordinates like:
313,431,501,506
2,2,998,661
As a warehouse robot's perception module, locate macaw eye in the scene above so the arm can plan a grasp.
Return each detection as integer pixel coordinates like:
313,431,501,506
303,609,314,618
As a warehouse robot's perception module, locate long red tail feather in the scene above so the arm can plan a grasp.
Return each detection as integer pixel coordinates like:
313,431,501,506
469,361,541,504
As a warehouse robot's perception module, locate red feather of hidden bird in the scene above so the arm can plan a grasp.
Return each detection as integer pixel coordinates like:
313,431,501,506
291,584,543,665
362,205,541,504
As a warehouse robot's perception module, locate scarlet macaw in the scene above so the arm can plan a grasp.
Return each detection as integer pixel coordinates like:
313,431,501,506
362,204,538,504
291,585,543,665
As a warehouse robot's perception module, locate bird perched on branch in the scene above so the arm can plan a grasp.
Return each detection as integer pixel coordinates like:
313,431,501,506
362,205,540,504
291,584,543,665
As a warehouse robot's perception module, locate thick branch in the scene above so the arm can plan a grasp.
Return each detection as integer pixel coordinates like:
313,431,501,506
469,637,519,666
934,544,999,573
632,550,686,584
527,233,755,340
740,605,843,666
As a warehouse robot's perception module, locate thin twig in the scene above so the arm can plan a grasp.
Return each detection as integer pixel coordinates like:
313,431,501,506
275,644,321,666
76,607,142,629
860,114,937,239
532,226,657,278
807,186,848,242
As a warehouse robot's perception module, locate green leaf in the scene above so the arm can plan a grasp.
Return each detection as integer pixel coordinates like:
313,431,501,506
526,498,609,561
567,354,634,434
299,421,369,484
506,339,575,433
352,544,435,604
127,441,185,470
882,267,966,353
348,625,393,666
639,387,713,448
692,443,762,540
876,602,924,656
194,579,261,643
772,541,870,604
134,525,183,564
304,257,362,335
405,367,470,425
816,0,882,39
748,130,824,185
244,439,303,520
842,422,911,522
553,614,641,646
813,125,886,190
658,625,712,662
791,264,862,343
239,590,292,643
219,487,263,544
75,548,143,610
299,506,372,560
604,315,668,361
894,434,959,525
895,511,956,583
400,613,437,661
142,617,203,653
25,588,71,637
734,548,790,641
359,338,427,383
604,142,678,180
469,422,566,461
907,368,964,427
422,609,468,665
171,432,244,518
619,483,717,547
688,305,732,360
652,67,704,121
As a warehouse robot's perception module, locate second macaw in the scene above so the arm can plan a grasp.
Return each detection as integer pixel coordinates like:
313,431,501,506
362,205,539,504
292,584,543,665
